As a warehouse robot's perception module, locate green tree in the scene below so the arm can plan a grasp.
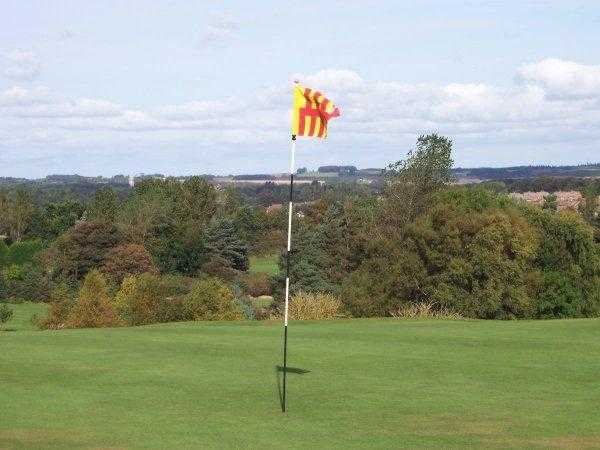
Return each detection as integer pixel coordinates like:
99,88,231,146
0,189,35,242
384,134,454,230
88,187,120,222
45,220,121,280
30,200,85,241
205,218,249,272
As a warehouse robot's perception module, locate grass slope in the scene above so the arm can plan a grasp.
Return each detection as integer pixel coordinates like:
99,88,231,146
249,254,279,276
0,302,48,332
2,311,600,449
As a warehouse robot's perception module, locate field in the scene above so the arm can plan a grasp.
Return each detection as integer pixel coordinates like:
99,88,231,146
2,304,600,449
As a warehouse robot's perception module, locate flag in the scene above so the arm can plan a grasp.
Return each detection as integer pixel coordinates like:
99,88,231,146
292,83,340,138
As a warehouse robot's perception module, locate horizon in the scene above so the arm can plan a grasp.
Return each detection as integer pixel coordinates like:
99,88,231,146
2,1,600,177
3,160,600,181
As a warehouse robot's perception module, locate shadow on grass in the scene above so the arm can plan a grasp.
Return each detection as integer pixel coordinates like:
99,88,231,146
275,365,311,412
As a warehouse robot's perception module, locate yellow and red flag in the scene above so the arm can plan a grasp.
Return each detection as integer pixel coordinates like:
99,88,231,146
292,83,340,138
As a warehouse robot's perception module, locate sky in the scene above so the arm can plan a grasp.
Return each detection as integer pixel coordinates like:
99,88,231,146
1,0,600,178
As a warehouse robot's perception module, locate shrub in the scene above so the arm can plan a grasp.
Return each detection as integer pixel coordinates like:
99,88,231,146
288,291,343,320
39,282,76,329
0,303,13,324
114,273,190,326
242,272,272,297
102,244,157,283
200,256,239,281
235,297,256,320
390,302,463,319
66,270,122,328
183,277,244,321
0,262,51,303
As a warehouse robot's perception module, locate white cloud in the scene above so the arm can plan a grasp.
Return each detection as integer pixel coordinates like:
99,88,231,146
198,11,239,49
0,86,51,107
2,50,42,81
2,58,600,174
517,58,600,100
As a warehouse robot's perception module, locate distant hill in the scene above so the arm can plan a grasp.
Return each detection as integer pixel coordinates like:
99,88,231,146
452,164,600,181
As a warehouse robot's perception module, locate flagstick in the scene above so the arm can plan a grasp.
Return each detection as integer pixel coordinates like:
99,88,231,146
282,134,296,413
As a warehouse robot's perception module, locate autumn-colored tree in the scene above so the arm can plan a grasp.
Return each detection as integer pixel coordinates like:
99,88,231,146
102,244,157,283
114,273,189,325
66,270,122,328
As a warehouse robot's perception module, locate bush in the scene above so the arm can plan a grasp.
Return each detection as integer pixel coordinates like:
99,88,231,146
39,282,76,329
0,262,51,303
390,302,463,319
288,291,343,320
102,244,157,283
182,277,244,321
241,272,272,297
114,273,190,326
66,270,122,328
0,303,13,324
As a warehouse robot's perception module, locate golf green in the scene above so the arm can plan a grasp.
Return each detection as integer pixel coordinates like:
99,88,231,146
2,309,600,448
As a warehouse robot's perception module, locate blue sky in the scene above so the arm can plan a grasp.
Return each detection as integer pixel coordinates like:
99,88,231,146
1,0,600,177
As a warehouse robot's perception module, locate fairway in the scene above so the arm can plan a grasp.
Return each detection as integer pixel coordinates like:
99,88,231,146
2,317,600,449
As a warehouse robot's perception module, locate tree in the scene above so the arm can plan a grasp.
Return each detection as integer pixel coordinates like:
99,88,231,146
114,273,189,325
204,218,249,272
30,200,85,241
384,134,454,229
101,244,157,283
0,189,35,242
116,177,218,274
46,220,121,280
66,270,121,328
88,187,120,222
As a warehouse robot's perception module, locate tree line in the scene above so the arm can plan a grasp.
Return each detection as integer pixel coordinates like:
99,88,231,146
1,134,599,328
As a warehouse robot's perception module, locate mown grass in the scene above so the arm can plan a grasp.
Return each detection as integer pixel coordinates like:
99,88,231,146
0,302,47,332
2,303,600,449
249,254,279,276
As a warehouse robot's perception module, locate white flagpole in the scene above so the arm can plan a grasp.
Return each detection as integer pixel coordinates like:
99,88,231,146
282,134,296,412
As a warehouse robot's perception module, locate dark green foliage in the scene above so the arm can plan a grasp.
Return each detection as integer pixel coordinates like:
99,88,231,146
0,262,51,303
342,186,600,319
0,239,44,268
205,218,249,272
384,133,454,228
88,187,120,222
117,177,217,275
29,200,85,241
0,303,13,324
45,220,122,280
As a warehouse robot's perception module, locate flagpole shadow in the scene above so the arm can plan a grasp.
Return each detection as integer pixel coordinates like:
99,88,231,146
275,365,311,412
